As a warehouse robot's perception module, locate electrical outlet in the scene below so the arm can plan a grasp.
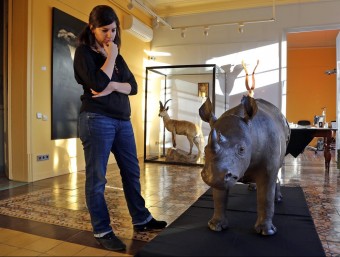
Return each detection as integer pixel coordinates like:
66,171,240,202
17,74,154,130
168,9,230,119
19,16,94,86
37,154,49,161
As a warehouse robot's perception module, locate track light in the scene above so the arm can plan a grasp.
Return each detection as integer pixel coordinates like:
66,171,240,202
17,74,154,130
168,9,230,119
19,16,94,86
127,0,134,10
169,0,276,38
181,28,186,38
153,17,160,29
203,27,209,36
238,23,244,33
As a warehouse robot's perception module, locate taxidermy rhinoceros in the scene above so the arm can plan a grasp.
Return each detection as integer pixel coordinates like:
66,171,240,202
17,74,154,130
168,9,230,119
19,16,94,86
199,95,290,236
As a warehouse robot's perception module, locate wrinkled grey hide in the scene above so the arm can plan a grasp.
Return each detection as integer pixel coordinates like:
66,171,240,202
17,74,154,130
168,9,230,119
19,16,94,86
199,95,290,236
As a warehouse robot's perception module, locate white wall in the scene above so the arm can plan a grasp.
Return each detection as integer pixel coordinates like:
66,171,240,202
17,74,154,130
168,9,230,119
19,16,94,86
336,33,340,161
150,0,340,115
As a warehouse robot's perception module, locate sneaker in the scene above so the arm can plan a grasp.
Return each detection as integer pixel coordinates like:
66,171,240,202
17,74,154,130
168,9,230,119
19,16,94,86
95,232,126,251
134,218,167,232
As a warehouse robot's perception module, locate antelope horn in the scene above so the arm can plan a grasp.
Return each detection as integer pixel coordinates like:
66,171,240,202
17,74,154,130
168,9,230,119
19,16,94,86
251,60,259,90
242,60,251,91
164,99,172,108
242,60,249,75
159,101,164,109
252,59,259,75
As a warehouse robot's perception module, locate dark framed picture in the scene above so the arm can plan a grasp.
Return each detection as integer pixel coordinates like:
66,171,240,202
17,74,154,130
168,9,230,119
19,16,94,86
51,8,86,139
198,82,209,98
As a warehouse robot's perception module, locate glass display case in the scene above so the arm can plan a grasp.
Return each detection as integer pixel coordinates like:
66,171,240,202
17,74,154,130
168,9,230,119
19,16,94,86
143,64,226,166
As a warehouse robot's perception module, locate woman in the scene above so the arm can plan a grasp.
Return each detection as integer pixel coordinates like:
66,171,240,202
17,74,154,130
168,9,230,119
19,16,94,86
73,5,167,251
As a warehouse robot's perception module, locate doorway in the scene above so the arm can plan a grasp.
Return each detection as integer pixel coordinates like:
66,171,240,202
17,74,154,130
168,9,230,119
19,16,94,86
0,0,6,178
284,26,340,161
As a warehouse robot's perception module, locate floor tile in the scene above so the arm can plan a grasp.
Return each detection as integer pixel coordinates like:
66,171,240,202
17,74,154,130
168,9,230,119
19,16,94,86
0,243,19,256
45,242,85,256
24,237,63,253
5,248,41,256
72,246,111,256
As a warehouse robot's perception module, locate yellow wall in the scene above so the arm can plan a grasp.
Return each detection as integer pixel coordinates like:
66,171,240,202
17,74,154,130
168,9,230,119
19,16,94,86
9,0,152,181
10,0,29,181
287,47,336,125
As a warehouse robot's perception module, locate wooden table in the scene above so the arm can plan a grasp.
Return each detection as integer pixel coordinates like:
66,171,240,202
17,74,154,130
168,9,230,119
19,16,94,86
286,127,336,172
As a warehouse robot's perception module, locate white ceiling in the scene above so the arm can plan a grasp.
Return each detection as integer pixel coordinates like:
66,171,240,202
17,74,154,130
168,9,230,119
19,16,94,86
143,0,322,17
138,0,339,48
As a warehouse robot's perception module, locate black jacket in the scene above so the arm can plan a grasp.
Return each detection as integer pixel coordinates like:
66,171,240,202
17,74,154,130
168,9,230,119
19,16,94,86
73,44,137,120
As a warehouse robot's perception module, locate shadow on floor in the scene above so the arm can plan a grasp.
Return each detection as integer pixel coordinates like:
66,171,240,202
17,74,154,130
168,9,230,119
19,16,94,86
0,176,27,191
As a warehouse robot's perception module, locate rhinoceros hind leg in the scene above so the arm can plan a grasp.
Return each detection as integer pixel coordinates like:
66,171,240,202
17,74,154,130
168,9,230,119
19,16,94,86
255,223,277,236
275,192,283,203
275,181,283,203
208,218,229,232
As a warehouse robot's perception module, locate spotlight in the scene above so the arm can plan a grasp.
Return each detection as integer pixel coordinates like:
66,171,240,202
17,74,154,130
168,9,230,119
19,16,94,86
127,0,133,10
181,28,186,38
203,27,209,36
153,17,160,29
238,23,244,33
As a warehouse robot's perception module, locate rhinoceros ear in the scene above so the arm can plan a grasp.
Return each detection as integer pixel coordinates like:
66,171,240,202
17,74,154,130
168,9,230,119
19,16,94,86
210,128,221,153
241,95,258,123
199,97,217,128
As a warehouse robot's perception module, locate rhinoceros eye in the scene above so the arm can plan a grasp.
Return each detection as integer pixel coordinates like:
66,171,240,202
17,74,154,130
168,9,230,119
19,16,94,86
238,146,245,156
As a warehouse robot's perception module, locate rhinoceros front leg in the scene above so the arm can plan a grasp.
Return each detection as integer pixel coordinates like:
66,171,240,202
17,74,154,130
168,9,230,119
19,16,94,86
208,188,229,231
171,132,176,148
255,179,277,236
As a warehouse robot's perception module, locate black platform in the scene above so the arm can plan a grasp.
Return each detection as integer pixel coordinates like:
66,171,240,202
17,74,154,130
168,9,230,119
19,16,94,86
136,184,325,257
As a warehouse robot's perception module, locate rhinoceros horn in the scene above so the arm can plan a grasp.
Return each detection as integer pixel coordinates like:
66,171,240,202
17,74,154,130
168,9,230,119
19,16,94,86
210,128,220,153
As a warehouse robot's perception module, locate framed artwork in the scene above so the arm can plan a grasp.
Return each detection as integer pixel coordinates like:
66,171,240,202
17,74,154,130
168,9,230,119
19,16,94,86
51,8,86,139
198,82,209,98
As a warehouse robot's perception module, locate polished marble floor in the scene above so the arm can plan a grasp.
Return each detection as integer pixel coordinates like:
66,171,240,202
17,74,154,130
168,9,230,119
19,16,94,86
0,149,338,256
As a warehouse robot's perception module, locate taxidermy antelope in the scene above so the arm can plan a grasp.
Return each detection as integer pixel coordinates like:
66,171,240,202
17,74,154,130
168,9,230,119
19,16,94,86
159,99,201,155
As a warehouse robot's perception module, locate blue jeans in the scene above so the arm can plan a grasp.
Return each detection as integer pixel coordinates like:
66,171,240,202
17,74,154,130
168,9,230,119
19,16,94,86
79,112,152,234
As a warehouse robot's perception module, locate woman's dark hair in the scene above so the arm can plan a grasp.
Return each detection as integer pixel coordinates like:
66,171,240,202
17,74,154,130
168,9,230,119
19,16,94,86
78,5,121,49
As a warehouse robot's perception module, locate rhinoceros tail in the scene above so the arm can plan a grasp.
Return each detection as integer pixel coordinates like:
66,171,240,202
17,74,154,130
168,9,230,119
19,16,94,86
199,97,217,127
